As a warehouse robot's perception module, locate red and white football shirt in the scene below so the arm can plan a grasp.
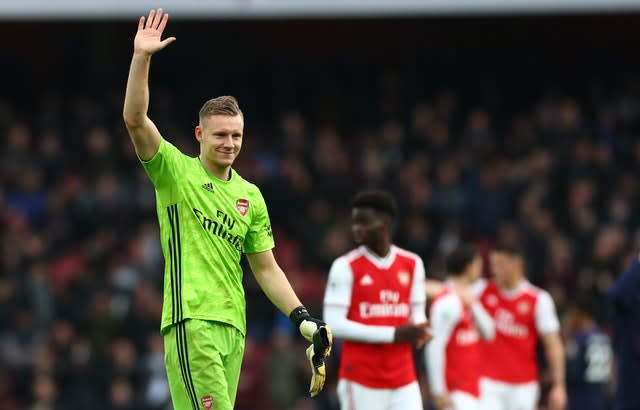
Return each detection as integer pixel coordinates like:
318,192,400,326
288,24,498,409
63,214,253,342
323,245,427,388
472,279,559,383
427,287,484,397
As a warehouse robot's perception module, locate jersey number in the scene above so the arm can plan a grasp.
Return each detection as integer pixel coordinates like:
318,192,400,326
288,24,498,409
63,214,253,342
584,340,612,383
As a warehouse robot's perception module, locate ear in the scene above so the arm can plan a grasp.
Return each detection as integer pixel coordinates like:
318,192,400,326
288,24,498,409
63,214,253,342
195,125,203,142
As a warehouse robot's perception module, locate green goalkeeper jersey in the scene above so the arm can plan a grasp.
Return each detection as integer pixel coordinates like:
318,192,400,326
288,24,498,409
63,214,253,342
141,138,275,335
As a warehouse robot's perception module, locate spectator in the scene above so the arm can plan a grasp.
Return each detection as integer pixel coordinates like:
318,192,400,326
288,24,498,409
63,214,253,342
609,252,640,410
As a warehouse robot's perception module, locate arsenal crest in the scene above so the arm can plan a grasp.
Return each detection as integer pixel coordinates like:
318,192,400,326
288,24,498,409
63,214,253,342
517,301,531,315
397,271,410,287
202,395,214,409
236,199,249,216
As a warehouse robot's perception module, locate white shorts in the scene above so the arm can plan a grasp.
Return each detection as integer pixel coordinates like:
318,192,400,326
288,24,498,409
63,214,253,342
479,378,539,410
337,379,423,410
449,390,480,410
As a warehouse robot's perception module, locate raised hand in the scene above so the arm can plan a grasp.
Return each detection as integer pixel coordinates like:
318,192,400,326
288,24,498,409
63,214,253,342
134,8,176,56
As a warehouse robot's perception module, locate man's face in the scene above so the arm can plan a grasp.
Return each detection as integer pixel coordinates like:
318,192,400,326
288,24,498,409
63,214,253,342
196,114,244,170
489,250,522,285
351,208,387,247
467,256,483,281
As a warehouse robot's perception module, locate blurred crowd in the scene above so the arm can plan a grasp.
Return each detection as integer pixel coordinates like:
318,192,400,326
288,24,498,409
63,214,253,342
2,52,640,409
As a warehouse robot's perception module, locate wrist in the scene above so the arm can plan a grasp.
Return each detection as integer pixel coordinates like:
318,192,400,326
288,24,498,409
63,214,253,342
133,50,153,59
289,305,310,327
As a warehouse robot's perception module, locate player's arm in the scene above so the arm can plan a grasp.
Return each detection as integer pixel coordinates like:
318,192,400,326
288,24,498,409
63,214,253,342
123,8,176,161
246,250,329,341
537,291,567,410
409,258,431,348
247,250,332,397
323,258,428,344
246,250,304,317
426,295,460,410
455,287,495,341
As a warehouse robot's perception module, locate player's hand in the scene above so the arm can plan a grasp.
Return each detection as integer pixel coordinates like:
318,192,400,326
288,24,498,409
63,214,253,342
393,322,431,348
134,8,176,56
547,384,567,410
432,393,453,410
306,343,327,397
289,305,333,397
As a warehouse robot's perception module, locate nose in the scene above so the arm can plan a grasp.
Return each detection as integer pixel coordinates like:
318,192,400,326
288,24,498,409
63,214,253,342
223,135,234,147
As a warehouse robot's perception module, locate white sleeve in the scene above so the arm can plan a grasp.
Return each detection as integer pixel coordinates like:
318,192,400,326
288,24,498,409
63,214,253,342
410,258,427,324
426,295,461,396
323,257,395,343
469,301,495,341
469,278,488,297
535,290,560,335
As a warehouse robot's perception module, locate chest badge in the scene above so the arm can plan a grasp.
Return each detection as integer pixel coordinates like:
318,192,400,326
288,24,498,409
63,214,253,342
486,294,498,307
236,198,249,216
397,271,410,287
517,300,531,315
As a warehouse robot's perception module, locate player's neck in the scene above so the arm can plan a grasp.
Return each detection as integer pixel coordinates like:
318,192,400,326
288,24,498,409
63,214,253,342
450,276,473,288
201,157,231,180
365,242,391,258
501,274,525,291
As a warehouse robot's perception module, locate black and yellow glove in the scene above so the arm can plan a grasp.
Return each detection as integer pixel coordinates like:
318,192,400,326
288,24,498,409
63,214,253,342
289,305,334,397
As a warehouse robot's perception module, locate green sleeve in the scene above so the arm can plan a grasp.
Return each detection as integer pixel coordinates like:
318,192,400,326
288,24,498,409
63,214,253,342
244,189,275,254
139,138,185,203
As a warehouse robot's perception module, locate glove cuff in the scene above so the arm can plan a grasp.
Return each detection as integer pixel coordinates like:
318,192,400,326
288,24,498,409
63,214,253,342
289,305,310,327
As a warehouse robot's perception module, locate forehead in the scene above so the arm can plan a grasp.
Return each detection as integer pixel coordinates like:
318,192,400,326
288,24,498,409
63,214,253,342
202,114,244,131
490,251,520,260
351,207,383,221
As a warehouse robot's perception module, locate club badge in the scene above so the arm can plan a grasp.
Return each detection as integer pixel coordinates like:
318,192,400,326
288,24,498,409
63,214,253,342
397,271,410,287
236,199,249,216
202,395,214,409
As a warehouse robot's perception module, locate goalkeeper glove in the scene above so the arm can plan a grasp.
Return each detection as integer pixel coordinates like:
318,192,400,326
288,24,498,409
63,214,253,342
289,305,333,397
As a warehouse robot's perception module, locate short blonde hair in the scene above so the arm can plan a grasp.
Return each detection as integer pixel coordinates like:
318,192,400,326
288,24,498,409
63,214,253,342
198,96,243,123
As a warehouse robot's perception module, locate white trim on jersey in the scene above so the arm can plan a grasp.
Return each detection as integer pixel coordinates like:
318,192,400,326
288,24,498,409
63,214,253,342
323,245,427,344
361,245,398,270
426,293,460,396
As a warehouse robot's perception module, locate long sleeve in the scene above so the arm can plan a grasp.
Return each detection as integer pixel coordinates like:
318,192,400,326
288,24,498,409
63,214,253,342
426,294,460,395
469,301,495,341
410,258,427,324
323,257,395,343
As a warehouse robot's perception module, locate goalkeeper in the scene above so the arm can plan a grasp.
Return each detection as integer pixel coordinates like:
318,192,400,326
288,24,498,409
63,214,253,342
123,8,332,410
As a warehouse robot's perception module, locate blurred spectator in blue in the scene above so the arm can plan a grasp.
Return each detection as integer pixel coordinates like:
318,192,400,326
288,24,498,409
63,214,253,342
563,295,613,410
610,252,640,410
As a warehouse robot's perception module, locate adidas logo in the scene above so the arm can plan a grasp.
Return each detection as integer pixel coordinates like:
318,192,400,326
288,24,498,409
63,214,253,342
201,182,215,192
360,274,374,286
